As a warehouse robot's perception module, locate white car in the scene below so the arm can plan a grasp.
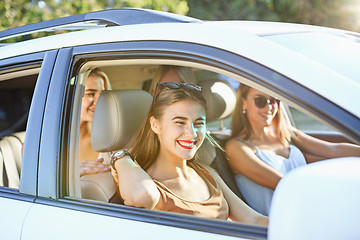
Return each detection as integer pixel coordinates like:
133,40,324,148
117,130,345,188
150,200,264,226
0,8,359,240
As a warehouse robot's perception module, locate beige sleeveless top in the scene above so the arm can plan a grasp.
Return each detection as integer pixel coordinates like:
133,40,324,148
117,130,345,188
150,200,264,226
153,162,229,219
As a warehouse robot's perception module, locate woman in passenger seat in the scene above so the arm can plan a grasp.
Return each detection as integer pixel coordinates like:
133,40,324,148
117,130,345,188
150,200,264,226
226,84,360,216
111,82,268,226
79,69,112,177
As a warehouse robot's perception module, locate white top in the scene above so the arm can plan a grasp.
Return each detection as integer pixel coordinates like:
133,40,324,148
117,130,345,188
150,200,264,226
234,138,307,216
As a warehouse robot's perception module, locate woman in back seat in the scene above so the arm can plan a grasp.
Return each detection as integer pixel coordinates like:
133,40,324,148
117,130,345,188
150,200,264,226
79,69,112,176
226,84,360,216
110,82,268,225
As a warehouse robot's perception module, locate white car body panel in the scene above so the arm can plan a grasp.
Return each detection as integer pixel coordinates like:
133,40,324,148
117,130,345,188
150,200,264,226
269,158,360,240
21,204,243,240
0,22,359,117
206,20,359,36
0,197,33,240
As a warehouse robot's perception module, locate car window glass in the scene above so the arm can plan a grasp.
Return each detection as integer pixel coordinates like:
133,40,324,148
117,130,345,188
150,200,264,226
288,105,335,132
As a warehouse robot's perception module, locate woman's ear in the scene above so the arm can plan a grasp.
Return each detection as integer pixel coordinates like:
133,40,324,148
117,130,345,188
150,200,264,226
242,97,247,111
150,116,160,134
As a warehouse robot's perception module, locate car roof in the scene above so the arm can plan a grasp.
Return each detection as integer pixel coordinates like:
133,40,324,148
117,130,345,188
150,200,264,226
1,9,359,118
204,20,360,37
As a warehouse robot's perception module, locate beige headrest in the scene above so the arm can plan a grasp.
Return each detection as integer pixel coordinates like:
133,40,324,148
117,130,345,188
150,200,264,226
91,90,152,152
197,79,236,122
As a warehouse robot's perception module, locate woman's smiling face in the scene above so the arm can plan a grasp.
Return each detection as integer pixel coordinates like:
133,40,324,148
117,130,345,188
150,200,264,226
150,100,206,162
243,88,279,128
80,74,105,123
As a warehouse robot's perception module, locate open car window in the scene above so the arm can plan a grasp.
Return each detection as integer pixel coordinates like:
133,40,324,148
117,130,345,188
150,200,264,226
0,63,40,189
61,57,269,239
67,60,242,200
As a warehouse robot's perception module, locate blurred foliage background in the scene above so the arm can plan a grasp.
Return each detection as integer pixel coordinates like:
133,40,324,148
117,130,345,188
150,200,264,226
1,0,360,37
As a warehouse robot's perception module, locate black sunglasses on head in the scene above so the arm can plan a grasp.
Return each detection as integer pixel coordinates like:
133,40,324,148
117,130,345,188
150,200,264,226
252,95,280,109
156,82,202,92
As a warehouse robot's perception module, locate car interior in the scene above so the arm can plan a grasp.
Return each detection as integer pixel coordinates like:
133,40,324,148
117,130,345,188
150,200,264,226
67,59,336,204
0,67,39,188
66,60,246,202
0,59,357,224
79,68,245,203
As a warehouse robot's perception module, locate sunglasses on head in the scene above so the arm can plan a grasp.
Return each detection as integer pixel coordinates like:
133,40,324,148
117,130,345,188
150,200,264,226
252,95,280,109
156,82,202,92
152,82,202,102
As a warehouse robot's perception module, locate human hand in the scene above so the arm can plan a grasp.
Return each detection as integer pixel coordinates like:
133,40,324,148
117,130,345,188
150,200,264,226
80,158,111,177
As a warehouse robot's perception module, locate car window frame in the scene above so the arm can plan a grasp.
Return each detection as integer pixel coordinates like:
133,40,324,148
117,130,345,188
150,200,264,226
0,51,57,199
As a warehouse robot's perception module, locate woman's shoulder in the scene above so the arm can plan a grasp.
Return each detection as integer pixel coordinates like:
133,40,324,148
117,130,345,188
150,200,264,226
226,137,257,152
225,138,259,167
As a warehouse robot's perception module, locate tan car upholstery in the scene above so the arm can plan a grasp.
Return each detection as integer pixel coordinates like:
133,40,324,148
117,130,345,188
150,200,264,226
80,89,153,202
196,79,244,200
197,78,236,123
0,131,26,188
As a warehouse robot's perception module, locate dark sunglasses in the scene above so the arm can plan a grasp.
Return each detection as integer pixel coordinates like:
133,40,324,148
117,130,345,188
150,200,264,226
156,82,202,92
252,96,280,109
154,81,202,97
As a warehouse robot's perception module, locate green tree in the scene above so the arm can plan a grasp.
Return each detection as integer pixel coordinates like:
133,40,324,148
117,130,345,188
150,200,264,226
1,0,359,38
187,0,278,21
0,0,189,31
0,0,189,42
187,0,360,32
272,0,360,31
1,0,43,31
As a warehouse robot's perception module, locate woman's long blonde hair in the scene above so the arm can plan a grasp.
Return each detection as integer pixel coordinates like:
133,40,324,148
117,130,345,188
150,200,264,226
127,83,210,170
231,84,290,145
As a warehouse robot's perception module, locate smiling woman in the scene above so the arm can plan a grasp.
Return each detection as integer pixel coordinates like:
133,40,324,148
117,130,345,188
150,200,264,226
226,84,360,216
110,81,268,225
78,69,112,176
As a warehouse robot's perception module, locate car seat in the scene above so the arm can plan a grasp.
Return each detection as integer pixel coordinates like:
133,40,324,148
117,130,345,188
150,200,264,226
80,89,153,202
196,78,245,201
0,131,26,188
